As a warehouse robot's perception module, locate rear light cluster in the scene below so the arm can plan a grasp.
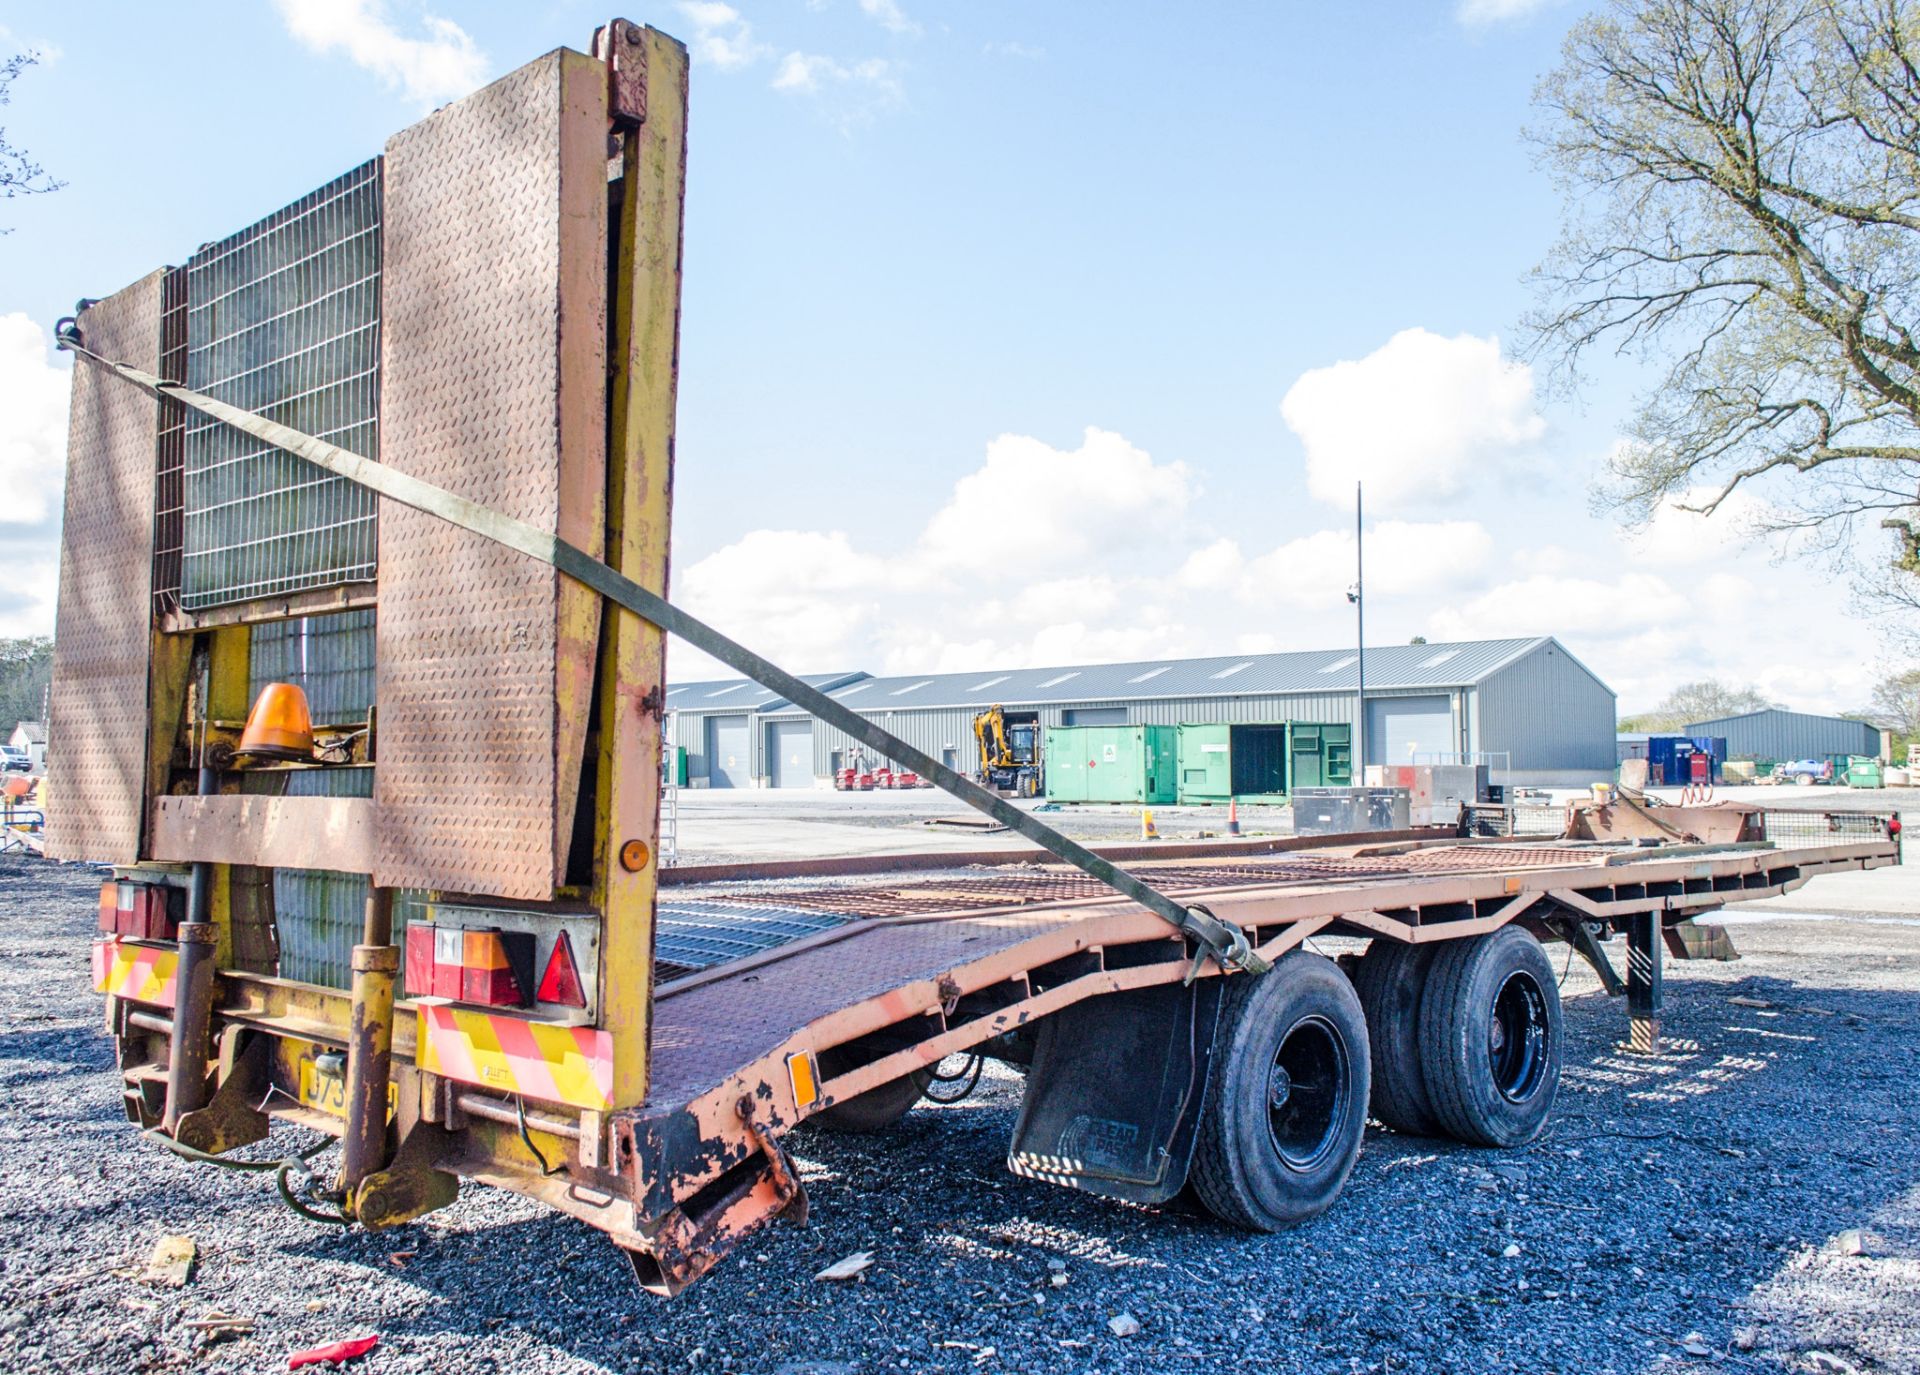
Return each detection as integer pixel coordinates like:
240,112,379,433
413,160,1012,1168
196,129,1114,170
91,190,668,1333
404,924,587,1011
97,882,182,940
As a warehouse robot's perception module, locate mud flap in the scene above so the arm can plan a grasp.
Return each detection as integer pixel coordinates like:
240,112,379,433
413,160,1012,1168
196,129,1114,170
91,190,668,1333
1006,980,1222,1204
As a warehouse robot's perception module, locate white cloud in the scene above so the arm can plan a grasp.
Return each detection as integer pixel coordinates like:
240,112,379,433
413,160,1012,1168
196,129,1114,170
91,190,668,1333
0,557,59,639
274,0,487,107
858,0,921,36
1240,520,1494,609
1431,571,1684,641
1279,327,1545,510
0,314,71,531
1456,0,1558,23
1630,482,1781,566
919,428,1193,575
664,420,1882,719
677,1,773,70
772,52,903,107
670,428,1499,682
677,529,894,673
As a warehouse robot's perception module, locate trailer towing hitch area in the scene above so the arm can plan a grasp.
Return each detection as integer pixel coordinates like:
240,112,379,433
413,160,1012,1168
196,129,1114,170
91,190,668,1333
54,331,1269,982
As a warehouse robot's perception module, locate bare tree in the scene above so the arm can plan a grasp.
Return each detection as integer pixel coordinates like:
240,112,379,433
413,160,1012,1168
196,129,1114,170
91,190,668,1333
0,52,61,217
1867,664,1920,743
1619,678,1777,730
1527,0,1920,620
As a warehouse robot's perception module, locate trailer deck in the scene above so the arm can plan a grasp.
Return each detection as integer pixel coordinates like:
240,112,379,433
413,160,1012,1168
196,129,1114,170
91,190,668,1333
584,826,1898,1290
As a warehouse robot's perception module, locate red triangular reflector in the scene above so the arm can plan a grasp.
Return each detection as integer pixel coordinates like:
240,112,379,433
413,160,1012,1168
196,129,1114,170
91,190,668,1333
536,930,587,1007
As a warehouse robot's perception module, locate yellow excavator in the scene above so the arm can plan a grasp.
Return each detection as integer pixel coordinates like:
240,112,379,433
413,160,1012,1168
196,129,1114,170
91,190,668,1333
973,705,1042,796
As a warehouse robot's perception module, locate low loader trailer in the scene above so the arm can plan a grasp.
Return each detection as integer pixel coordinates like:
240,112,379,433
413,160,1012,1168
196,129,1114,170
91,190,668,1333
48,19,1901,1297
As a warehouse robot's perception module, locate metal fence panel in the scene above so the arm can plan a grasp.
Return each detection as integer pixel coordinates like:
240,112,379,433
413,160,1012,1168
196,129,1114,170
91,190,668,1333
181,160,382,610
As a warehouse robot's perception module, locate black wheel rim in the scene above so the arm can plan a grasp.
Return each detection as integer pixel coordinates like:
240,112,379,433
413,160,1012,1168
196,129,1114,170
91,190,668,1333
1265,1014,1349,1171
1488,969,1550,1104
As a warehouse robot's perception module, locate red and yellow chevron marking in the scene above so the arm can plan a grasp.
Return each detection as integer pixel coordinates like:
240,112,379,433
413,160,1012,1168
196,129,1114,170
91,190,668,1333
91,937,178,1009
415,1003,613,1112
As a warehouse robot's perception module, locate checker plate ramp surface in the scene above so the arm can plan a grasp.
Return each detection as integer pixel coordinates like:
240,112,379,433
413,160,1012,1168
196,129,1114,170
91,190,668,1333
645,843,1615,1104
374,52,608,900
46,274,164,863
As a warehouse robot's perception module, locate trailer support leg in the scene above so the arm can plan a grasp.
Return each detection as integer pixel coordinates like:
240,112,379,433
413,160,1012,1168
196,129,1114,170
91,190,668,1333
341,888,399,1200
1624,909,1663,1055
161,917,217,1130
1566,919,1626,997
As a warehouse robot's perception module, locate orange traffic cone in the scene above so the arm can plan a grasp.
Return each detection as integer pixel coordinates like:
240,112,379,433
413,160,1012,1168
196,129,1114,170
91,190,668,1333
1227,799,1241,836
1141,808,1159,841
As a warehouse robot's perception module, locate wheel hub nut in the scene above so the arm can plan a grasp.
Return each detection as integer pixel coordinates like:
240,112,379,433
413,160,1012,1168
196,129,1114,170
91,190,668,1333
1269,1065,1293,1109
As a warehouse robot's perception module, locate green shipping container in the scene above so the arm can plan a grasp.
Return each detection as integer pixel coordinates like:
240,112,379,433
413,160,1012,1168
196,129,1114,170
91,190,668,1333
1288,722,1353,790
1043,725,1178,804
1174,721,1354,803
1176,722,1291,804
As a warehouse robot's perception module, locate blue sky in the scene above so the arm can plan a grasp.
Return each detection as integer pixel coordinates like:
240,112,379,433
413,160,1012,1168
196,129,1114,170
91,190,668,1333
0,0,1894,712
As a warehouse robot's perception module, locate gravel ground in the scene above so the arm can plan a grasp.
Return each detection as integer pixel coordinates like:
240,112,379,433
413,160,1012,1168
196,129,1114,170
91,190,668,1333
2,853,1916,1375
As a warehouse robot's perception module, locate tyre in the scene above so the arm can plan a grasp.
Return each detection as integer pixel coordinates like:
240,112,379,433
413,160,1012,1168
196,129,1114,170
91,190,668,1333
1418,926,1562,1147
810,1064,934,1133
1794,773,1814,786
1189,952,1371,1231
1350,939,1440,1135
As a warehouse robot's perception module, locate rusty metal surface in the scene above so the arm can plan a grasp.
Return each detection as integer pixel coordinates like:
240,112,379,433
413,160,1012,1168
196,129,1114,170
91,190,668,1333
655,828,1456,887
643,838,1878,1109
648,906,1100,1104
150,794,376,873
373,51,608,900
690,845,1610,921
46,274,165,864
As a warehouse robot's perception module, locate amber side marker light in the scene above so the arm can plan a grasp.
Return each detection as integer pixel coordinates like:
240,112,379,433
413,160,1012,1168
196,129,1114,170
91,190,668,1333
237,682,316,761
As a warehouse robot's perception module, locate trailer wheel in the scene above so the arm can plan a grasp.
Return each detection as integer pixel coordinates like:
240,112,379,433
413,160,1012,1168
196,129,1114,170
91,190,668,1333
1350,939,1440,1135
811,1066,934,1134
1418,926,1562,1147
1189,952,1370,1231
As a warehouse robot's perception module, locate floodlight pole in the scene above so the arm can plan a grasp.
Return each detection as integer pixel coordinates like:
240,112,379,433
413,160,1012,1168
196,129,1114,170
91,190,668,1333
1354,482,1366,779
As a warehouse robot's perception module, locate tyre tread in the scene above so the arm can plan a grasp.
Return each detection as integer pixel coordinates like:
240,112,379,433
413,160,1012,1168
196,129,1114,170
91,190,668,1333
1351,940,1439,1135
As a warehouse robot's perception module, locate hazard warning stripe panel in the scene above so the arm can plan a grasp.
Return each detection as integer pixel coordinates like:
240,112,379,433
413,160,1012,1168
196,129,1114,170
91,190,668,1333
46,273,165,865
415,1003,614,1112
92,937,180,1010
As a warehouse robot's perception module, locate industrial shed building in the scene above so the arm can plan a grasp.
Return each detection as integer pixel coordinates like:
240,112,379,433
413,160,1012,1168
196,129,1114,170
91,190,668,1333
1684,708,1888,763
667,636,1615,790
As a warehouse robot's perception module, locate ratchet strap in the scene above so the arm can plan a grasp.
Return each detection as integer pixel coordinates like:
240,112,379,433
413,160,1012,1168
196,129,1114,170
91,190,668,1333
57,326,1268,977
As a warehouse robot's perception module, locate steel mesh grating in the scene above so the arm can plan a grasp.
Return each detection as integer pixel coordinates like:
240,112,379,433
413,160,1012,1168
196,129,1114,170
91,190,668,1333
654,900,854,980
247,607,378,987
248,608,377,724
152,268,188,617
181,160,382,610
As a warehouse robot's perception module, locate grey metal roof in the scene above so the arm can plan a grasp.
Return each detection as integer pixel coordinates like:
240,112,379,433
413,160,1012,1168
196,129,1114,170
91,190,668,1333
663,671,868,713
671,638,1572,716
1685,708,1876,732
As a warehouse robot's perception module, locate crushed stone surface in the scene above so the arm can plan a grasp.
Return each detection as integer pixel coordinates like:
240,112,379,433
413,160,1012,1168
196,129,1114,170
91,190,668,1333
2,853,1915,1374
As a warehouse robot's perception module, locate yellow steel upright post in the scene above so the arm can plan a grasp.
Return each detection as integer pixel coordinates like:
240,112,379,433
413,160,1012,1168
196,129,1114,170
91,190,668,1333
596,22,688,1111
204,624,251,969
